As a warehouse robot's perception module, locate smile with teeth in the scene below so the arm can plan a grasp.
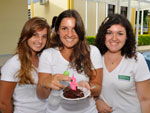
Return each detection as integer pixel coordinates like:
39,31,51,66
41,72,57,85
35,44,42,48
66,38,74,42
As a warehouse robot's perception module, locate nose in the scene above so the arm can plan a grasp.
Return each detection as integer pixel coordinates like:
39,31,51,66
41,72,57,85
68,30,73,37
112,33,117,40
37,36,43,43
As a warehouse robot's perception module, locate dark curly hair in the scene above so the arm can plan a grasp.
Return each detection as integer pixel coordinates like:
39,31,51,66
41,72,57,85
95,14,137,59
50,9,94,79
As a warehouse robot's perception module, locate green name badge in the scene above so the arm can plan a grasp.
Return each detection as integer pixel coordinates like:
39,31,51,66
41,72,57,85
118,75,130,81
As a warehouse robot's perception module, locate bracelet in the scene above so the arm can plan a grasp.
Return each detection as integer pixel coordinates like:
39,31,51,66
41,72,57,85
94,96,99,102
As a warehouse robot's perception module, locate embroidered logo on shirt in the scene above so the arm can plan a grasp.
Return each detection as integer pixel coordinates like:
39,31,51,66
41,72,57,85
118,75,130,81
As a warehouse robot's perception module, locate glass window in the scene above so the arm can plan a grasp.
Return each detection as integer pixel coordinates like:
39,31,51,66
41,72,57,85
108,4,115,16
28,9,31,19
121,6,127,17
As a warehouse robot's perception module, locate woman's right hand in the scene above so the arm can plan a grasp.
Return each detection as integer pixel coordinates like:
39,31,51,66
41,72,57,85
37,73,71,99
41,73,71,90
96,98,113,113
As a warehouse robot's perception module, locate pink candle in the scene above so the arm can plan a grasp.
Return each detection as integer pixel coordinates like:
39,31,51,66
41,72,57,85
70,75,77,90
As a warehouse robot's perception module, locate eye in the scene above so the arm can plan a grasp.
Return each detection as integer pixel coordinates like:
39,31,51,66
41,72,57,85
62,27,67,30
33,33,38,37
118,32,124,35
42,34,47,38
106,31,112,34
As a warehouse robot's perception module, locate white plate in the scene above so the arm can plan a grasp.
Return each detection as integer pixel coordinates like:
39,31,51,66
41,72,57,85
61,87,91,101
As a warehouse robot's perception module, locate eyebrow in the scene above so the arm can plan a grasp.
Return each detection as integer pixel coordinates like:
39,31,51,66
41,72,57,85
107,29,124,32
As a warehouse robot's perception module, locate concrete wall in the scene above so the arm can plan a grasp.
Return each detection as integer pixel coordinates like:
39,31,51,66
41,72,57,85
30,0,136,36
0,0,28,66
29,0,68,25
74,0,106,36
30,0,108,36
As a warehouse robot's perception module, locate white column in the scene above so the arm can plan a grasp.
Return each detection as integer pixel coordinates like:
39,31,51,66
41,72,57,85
141,10,144,35
96,2,99,34
127,0,131,21
136,1,140,48
105,4,108,17
85,0,88,36
117,0,121,14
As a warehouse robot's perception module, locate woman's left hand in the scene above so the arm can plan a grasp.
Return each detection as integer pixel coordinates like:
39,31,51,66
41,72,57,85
77,81,90,90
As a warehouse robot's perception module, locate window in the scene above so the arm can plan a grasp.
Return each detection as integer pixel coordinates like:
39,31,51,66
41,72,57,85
28,9,31,19
108,4,115,16
121,6,127,17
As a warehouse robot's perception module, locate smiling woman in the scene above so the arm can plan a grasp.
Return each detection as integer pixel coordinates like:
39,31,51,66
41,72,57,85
95,13,150,113
36,9,103,113
0,17,51,113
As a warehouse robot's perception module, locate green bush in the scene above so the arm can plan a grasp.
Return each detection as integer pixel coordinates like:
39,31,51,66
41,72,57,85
86,35,150,46
138,34,150,46
86,36,96,45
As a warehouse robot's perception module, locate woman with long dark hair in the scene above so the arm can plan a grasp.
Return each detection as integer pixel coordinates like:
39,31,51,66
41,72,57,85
36,9,103,113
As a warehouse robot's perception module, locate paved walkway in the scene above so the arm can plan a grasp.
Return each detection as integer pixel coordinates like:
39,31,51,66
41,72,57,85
138,45,150,53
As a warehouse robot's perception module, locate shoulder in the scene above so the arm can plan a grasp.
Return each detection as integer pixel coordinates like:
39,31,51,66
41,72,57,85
39,47,60,62
89,45,100,53
136,52,145,61
89,45,101,56
1,54,20,81
89,45,98,50
89,45,103,68
2,54,20,69
41,47,59,55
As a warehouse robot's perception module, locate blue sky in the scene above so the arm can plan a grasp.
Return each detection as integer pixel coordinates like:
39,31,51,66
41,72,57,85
28,0,39,5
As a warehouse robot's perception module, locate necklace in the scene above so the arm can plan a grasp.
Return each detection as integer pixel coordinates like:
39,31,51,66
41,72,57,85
105,54,122,65
109,56,122,65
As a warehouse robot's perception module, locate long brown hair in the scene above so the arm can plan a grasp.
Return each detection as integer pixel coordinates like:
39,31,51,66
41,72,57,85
50,9,94,79
16,17,51,84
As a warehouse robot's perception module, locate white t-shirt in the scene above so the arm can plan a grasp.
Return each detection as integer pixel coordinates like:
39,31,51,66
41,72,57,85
38,45,102,113
1,54,47,113
100,52,150,113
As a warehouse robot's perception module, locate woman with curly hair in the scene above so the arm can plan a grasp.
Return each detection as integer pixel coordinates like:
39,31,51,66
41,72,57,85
0,17,51,113
95,14,150,113
36,9,103,113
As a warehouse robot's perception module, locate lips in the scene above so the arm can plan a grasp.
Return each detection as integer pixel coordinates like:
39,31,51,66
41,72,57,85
110,42,118,46
65,38,74,42
36,44,42,48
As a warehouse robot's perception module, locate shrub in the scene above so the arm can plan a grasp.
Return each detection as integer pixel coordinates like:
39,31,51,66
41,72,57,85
86,36,96,45
138,34,150,46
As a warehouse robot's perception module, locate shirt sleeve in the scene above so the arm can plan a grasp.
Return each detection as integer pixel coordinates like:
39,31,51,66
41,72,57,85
1,55,20,82
38,49,53,74
135,53,150,82
90,45,103,69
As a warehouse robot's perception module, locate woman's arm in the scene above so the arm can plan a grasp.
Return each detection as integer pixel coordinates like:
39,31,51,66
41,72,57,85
36,73,51,99
96,98,113,113
0,81,17,113
136,80,150,113
90,68,103,96
36,73,71,99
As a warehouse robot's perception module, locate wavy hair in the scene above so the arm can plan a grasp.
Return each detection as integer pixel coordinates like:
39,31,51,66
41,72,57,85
95,14,137,59
50,9,94,79
16,17,51,84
